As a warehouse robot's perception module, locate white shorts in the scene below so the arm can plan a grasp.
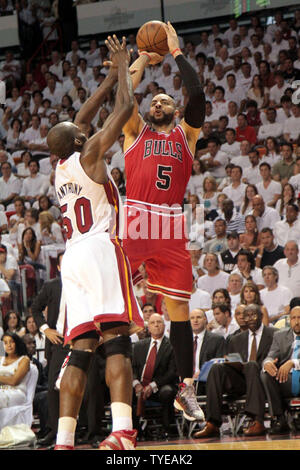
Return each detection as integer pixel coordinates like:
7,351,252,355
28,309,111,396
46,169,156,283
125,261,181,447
61,232,143,344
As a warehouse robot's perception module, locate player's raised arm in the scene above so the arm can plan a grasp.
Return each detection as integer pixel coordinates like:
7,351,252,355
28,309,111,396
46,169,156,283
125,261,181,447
80,35,134,181
164,21,205,153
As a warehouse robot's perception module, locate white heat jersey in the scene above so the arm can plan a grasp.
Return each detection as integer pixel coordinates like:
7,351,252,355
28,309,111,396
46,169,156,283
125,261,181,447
55,152,124,246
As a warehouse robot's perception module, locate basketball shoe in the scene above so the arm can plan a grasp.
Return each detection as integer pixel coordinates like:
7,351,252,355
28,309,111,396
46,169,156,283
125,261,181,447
174,383,205,421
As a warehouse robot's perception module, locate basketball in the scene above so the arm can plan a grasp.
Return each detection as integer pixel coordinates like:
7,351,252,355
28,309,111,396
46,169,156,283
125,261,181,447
136,20,169,56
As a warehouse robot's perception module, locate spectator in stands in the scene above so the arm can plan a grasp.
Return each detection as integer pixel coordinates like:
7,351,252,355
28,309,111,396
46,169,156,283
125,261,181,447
274,241,300,299
275,183,296,219
240,280,269,324
132,313,178,438
239,214,259,253
283,104,300,144
0,331,30,410
261,305,300,435
42,76,63,110
220,198,245,234
3,311,25,337
223,165,246,210
269,71,289,108
190,308,225,390
242,149,260,185
203,218,227,254
245,100,261,133
260,266,293,325
274,204,300,248
247,74,269,109
211,302,239,339
197,253,229,296
110,167,126,197
256,165,281,208
272,143,296,185
220,128,240,159
241,184,258,216
20,160,48,205
18,226,42,269
194,304,275,438
255,227,285,269
231,139,251,169
195,121,215,155
24,315,46,367
38,211,64,246
232,249,264,289
35,194,61,222
251,194,280,232
260,137,280,169
16,150,31,179
235,113,257,145
17,207,41,246
220,231,240,273
227,272,243,312
0,162,22,210
257,108,283,142
201,175,219,214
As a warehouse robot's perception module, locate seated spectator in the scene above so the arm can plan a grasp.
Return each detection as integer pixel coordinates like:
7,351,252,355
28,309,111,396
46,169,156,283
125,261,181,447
241,184,258,216
211,302,240,338
110,167,126,197
289,156,300,195
235,113,257,145
255,227,285,269
275,183,296,219
220,231,240,273
272,143,296,186
242,148,261,185
257,108,283,142
0,332,30,410
197,253,230,296
232,249,264,289
260,136,281,168
190,308,225,391
186,159,209,197
227,272,243,312
203,218,227,254
16,150,32,179
240,280,269,325
220,198,245,234
220,128,241,159
274,241,300,298
0,162,22,211
17,208,41,246
194,304,275,439
245,100,261,134
283,103,300,144
189,277,211,313
200,137,229,180
231,140,251,169
223,165,246,210
217,163,234,192
38,211,64,246
3,311,25,337
274,203,300,247
2,115,24,154
18,226,43,269
247,74,269,109
0,244,20,301
261,306,300,435
26,124,50,161
24,315,46,367
132,313,178,437
20,160,48,206
34,194,61,222
251,194,280,231
200,175,219,214
269,71,289,108
260,266,293,325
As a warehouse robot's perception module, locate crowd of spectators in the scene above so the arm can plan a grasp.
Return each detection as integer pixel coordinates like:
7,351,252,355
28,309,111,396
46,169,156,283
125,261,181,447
0,4,300,443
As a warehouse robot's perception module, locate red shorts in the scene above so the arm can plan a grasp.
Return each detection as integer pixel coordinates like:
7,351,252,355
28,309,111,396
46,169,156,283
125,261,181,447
123,208,193,301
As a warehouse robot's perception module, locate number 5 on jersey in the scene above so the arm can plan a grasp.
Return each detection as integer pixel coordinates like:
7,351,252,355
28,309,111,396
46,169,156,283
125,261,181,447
156,165,172,191
61,197,93,240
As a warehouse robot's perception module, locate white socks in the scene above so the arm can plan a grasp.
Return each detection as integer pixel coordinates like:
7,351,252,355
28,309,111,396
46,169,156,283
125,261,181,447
111,402,133,432
56,417,77,447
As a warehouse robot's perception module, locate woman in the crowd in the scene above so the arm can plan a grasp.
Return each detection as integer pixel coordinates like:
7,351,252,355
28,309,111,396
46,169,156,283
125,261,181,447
36,195,61,221
275,183,295,219
58,94,73,122
18,227,42,266
3,116,23,153
247,74,269,109
24,315,46,367
16,150,32,179
38,211,64,245
0,331,30,409
3,311,26,337
239,214,260,252
187,158,210,197
241,184,258,216
201,176,219,215
240,280,269,325
111,167,126,197
260,137,281,167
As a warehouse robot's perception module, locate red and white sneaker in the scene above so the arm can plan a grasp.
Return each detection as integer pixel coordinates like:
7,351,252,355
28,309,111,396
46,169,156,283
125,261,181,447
99,429,137,450
54,444,74,450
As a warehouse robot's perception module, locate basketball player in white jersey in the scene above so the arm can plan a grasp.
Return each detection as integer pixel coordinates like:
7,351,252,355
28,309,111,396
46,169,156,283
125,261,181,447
47,36,143,450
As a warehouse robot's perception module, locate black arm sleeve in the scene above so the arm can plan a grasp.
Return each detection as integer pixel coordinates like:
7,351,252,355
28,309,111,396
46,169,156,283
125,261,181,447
174,53,206,128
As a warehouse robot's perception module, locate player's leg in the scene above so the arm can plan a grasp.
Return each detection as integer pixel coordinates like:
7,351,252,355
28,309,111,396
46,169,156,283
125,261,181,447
98,323,137,451
55,333,99,450
164,296,204,422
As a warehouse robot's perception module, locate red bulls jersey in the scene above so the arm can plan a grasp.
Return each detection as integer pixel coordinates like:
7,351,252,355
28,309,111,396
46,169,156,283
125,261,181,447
124,123,193,210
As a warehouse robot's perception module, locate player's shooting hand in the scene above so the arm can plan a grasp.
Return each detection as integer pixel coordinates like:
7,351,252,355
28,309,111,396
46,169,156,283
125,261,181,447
163,21,180,54
105,35,130,68
138,51,164,66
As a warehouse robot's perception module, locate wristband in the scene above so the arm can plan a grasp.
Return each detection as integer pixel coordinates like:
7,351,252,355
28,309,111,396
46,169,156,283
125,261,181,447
171,48,181,56
139,51,151,60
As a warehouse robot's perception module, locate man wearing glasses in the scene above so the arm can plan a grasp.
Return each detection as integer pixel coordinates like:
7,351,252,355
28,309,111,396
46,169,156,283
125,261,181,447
193,303,275,438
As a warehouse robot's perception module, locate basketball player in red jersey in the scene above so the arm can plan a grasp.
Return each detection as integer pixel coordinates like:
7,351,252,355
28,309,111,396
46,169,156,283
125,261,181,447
123,22,206,421
47,36,143,450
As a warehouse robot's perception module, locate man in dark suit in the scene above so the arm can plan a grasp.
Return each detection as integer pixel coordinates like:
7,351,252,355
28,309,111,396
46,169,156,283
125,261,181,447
194,303,275,438
31,251,69,447
261,305,300,435
132,313,178,436
190,309,225,394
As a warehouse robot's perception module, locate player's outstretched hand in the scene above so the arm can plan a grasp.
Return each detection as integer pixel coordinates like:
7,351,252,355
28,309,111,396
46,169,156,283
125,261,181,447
138,50,164,66
105,35,130,68
163,21,180,54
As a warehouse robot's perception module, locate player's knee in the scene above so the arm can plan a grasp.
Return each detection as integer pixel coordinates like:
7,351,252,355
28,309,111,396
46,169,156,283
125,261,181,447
67,349,94,373
104,335,132,360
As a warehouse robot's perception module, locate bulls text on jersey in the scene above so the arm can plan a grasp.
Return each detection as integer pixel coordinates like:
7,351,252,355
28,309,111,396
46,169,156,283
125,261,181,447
143,139,183,162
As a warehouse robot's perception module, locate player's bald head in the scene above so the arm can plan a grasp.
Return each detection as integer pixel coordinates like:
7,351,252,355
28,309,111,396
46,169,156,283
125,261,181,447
47,122,86,159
